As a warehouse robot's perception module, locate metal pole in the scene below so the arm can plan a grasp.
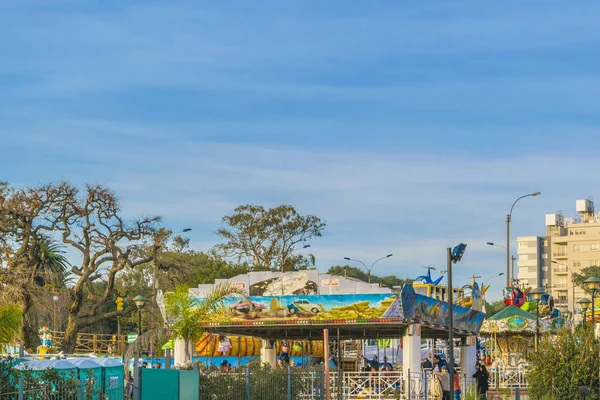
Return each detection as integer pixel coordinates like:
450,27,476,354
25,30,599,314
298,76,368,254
117,317,121,355
447,247,455,400
592,289,596,333
138,308,142,358
53,301,57,332
287,365,292,400
323,329,331,400
511,256,516,283
337,328,342,400
535,300,540,350
506,214,511,287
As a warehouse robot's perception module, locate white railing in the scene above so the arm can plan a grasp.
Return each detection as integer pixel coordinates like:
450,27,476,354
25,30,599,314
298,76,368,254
489,367,528,389
341,371,403,399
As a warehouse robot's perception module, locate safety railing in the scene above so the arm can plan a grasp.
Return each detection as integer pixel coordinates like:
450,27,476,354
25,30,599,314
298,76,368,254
50,331,126,355
489,367,528,389
342,371,403,399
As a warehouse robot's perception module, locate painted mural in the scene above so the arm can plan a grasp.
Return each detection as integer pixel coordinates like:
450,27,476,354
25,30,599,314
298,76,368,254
223,293,396,321
195,284,485,334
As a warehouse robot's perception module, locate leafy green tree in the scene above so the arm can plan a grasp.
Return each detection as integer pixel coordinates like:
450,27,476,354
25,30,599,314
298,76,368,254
327,265,410,288
572,265,600,295
0,182,165,353
0,305,23,351
484,300,506,316
165,283,245,362
527,326,599,399
215,205,325,272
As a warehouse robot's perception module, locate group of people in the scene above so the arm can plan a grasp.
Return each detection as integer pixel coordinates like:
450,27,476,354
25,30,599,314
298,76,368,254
420,355,489,400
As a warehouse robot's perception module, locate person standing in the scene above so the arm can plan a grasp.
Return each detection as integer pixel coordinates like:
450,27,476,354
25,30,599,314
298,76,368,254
277,343,290,367
473,363,489,399
421,357,433,370
453,366,461,400
433,365,451,400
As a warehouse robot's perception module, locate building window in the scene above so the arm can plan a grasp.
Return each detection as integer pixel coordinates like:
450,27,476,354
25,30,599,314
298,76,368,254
573,261,582,268
591,243,600,251
573,244,581,252
518,241,528,248
543,240,549,246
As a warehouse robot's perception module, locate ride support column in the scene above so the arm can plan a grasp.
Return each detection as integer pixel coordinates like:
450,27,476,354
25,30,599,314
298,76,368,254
403,324,421,395
459,336,477,386
260,339,277,367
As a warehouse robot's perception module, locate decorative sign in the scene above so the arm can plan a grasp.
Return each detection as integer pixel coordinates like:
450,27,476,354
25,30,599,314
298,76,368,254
322,279,339,287
230,282,246,290
506,316,528,330
108,376,119,389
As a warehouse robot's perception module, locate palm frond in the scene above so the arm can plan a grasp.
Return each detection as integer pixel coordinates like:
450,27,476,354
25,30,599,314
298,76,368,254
193,283,247,322
0,305,23,351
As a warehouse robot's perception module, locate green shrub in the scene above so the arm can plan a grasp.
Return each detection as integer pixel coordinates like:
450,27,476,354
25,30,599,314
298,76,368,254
527,326,599,400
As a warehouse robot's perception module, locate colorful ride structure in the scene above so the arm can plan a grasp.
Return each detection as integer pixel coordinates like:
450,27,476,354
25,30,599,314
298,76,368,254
194,333,324,357
37,326,55,356
413,269,487,312
414,266,444,286
503,280,531,308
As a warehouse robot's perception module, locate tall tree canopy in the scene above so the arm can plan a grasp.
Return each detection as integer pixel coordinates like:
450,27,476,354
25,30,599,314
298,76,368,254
0,182,165,352
326,265,411,288
215,205,325,272
572,265,600,295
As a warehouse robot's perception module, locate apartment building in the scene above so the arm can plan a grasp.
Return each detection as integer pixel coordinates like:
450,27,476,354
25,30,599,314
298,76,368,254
517,198,600,312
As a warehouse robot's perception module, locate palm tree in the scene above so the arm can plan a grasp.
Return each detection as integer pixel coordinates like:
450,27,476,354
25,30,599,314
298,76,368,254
31,238,71,287
0,305,23,352
165,283,247,363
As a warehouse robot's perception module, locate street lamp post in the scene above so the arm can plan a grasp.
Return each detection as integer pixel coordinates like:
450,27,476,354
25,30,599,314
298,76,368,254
531,287,545,350
133,295,148,338
343,254,393,283
584,276,600,331
447,243,467,400
486,242,517,283
578,298,592,329
282,244,311,272
506,192,541,287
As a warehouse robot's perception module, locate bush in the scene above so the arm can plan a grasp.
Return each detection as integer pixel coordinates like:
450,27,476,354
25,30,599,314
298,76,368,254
527,326,599,399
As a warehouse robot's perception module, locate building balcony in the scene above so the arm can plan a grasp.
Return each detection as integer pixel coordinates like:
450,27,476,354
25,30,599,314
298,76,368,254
554,283,568,289
553,252,568,259
553,266,569,275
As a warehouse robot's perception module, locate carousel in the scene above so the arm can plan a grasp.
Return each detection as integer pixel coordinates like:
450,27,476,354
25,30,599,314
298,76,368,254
480,305,565,368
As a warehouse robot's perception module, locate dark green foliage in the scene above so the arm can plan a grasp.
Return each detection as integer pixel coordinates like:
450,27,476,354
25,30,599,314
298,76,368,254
527,326,599,399
484,300,506,316
216,205,325,272
572,266,600,295
327,265,410,287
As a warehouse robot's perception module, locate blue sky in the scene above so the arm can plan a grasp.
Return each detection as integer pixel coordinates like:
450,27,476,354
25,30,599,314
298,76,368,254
2,0,600,301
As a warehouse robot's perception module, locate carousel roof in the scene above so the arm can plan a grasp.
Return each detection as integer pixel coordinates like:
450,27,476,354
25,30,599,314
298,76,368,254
487,305,536,321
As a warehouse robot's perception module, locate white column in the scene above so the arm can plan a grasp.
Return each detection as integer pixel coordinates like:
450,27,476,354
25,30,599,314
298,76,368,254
403,324,422,390
260,339,277,367
459,336,477,385
173,336,188,366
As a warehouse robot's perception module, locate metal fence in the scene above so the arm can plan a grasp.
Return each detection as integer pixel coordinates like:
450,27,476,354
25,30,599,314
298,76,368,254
199,368,328,400
0,376,106,400
194,369,482,400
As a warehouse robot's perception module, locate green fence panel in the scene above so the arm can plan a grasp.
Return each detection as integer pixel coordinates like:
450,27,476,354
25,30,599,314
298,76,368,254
179,370,199,400
141,369,179,400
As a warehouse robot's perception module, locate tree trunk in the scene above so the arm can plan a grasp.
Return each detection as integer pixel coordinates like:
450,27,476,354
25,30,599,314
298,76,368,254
62,318,79,354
